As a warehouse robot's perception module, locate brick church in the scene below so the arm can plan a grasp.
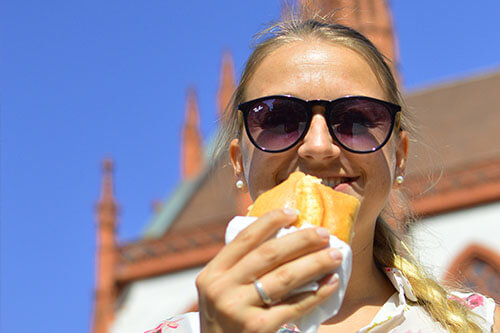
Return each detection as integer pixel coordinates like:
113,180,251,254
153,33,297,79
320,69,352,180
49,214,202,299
90,1,500,332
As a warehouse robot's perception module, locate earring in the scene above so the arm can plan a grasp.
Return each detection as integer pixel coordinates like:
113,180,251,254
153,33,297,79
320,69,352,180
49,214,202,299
236,180,244,189
396,175,404,184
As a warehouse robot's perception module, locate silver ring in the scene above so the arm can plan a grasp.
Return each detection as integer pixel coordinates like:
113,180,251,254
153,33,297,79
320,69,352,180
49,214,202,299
253,279,272,305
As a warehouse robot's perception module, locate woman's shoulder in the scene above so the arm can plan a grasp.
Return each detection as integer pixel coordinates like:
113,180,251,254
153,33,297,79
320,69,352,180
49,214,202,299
144,312,199,333
383,267,497,332
448,291,497,329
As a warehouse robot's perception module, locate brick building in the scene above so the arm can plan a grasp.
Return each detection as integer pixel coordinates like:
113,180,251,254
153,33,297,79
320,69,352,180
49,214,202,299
91,1,500,332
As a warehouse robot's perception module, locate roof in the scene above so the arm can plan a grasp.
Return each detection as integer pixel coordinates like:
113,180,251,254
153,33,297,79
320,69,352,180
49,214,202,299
116,222,225,284
141,175,205,238
140,131,227,238
404,69,500,175
405,156,500,217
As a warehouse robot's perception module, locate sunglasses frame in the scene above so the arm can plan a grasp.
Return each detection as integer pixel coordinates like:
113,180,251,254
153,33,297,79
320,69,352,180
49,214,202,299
238,95,402,154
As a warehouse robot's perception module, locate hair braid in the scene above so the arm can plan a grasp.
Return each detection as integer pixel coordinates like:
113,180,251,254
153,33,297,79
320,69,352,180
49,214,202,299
374,218,485,332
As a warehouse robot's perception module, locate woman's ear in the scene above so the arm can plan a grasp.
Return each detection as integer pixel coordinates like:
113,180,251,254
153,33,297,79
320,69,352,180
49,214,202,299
395,130,409,181
229,138,243,176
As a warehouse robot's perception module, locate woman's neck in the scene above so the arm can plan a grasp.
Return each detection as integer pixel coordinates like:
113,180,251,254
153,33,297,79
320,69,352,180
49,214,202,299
321,226,395,327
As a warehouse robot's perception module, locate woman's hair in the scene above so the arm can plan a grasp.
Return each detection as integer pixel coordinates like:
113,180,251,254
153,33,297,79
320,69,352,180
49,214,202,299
213,16,484,332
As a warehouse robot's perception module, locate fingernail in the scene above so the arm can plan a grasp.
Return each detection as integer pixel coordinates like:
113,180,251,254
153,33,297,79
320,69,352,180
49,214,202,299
328,273,339,285
329,249,342,261
316,227,330,239
283,208,299,216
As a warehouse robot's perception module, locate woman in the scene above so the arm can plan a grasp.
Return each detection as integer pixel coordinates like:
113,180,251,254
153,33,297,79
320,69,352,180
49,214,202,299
148,18,498,332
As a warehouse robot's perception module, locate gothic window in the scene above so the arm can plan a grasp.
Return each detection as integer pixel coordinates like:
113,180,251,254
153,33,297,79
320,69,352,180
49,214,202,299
444,244,500,303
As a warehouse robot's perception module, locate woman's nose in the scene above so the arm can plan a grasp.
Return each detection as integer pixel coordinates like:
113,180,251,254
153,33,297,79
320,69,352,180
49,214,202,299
297,113,341,161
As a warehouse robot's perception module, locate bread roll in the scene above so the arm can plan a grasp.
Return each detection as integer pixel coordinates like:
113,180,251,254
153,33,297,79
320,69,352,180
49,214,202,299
247,171,359,243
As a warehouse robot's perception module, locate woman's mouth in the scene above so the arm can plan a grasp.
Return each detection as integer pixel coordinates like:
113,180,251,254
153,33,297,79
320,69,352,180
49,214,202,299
277,174,357,191
320,177,357,191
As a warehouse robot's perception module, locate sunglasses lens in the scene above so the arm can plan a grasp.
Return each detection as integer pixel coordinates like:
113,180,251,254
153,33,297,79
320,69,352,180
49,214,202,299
246,98,307,151
329,99,392,152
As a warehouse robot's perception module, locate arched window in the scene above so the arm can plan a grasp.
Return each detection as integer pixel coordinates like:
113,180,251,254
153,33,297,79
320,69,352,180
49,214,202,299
444,244,500,302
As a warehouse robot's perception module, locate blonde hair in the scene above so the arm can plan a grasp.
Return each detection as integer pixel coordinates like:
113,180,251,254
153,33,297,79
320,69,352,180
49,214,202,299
214,17,484,332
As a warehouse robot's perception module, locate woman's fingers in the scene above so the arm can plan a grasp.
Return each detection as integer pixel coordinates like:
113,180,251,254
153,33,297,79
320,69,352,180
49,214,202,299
196,209,299,325
208,209,299,271
273,273,340,321
232,226,331,283
249,247,343,305
242,274,340,333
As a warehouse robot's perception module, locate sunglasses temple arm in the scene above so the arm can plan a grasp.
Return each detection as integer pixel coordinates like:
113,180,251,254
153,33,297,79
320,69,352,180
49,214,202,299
237,110,243,130
395,112,402,130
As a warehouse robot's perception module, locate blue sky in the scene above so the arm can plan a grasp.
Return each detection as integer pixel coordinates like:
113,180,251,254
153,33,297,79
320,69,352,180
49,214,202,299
1,1,499,332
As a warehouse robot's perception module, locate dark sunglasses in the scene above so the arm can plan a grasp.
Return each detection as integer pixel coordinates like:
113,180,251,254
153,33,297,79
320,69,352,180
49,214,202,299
238,95,402,154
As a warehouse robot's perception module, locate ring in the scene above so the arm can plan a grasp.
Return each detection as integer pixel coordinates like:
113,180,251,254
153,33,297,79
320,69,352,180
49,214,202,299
253,279,273,305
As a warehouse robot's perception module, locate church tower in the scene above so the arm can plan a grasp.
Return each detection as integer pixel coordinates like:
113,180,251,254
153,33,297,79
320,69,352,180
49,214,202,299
298,0,400,80
217,51,237,118
181,88,205,180
92,159,118,333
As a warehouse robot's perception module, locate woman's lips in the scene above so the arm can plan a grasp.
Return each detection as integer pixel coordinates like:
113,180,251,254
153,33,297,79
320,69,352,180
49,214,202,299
277,175,358,187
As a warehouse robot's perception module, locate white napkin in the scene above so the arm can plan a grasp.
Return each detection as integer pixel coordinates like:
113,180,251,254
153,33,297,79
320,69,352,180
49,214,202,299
225,216,352,333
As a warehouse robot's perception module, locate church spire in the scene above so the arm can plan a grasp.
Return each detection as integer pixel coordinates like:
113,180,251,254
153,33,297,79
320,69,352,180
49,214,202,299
298,0,400,81
181,87,205,180
92,158,119,333
217,51,236,119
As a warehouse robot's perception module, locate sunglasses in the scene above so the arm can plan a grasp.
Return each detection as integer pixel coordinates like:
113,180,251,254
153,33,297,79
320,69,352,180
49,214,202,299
238,95,402,154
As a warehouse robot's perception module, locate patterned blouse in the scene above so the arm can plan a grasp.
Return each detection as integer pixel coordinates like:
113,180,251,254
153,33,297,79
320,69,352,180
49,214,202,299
145,268,496,333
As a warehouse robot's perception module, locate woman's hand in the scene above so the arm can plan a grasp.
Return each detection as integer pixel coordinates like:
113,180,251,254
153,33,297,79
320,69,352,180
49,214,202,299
196,208,343,333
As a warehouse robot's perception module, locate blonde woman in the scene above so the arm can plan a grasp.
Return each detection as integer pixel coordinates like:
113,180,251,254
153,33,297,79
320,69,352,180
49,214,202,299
147,18,499,333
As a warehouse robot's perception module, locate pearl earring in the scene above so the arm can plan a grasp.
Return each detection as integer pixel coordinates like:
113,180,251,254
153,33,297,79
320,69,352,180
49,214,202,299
396,176,404,184
236,180,244,189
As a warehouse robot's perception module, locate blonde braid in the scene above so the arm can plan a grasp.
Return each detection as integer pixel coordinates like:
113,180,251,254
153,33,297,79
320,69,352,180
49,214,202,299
374,218,485,332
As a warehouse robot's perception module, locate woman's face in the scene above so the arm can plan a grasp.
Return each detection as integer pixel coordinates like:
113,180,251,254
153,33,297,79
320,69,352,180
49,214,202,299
230,40,408,227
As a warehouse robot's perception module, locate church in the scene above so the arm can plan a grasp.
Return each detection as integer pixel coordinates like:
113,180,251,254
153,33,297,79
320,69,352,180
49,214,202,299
90,1,500,332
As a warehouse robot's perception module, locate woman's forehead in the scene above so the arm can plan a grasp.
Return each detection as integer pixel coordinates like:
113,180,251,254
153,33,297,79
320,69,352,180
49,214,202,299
244,40,386,101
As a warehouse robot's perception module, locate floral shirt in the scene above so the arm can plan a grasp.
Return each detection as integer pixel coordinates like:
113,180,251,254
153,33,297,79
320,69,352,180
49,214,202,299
145,268,496,333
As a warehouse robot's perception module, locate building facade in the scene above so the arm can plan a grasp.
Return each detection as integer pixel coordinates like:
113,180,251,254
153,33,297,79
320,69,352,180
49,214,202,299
91,1,500,332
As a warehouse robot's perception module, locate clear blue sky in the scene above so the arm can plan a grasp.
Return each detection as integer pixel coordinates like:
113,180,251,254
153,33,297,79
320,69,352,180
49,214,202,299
1,1,499,332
